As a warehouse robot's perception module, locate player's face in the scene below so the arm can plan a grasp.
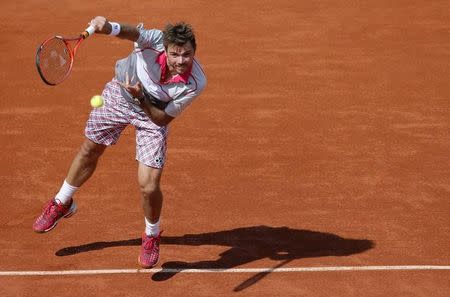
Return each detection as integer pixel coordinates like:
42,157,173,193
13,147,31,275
166,42,195,75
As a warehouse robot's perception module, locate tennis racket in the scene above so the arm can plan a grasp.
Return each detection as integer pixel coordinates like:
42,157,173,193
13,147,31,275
36,25,96,85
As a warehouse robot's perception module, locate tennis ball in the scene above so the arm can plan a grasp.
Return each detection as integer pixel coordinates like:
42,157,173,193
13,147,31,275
90,95,104,108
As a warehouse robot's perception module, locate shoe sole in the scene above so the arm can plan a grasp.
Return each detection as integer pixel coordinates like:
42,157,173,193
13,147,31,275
138,256,159,269
34,201,78,233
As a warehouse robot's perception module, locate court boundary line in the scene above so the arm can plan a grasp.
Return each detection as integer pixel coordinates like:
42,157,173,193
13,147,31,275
1,265,449,276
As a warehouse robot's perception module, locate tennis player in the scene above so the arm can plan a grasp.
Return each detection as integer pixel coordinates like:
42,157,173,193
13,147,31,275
33,16,207,268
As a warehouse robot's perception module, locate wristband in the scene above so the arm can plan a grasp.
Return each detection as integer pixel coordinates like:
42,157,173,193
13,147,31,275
109,22,121,36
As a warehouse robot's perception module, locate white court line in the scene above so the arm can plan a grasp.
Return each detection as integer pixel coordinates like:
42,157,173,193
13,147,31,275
0,266,449,276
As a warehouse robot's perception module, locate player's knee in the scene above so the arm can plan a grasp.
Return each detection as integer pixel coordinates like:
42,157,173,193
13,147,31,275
79,140,106,160
139,181,161,199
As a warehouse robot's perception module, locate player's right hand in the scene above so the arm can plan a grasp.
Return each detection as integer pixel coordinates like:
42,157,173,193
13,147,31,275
89,16,110,34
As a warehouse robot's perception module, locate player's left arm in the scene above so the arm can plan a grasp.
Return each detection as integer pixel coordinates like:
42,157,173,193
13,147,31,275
119,80,175,126
138,97,175,127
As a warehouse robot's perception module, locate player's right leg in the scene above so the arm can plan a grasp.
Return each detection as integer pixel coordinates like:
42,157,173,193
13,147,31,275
33,80,129,233
66,139,107,187
33,139,107,233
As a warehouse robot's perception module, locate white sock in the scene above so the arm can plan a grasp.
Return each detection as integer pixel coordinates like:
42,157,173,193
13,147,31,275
55,180,79,205
145,217,160,237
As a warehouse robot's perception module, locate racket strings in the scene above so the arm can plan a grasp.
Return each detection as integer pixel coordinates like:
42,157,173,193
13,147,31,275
37,38,72,85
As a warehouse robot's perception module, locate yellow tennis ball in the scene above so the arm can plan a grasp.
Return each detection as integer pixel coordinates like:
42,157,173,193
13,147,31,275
90,95,104,108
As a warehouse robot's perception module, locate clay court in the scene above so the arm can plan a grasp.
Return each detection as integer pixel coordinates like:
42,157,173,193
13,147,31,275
0,0,449,296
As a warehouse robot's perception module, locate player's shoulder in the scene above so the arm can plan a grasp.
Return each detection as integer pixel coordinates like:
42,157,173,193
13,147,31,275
136,28,164,49
192,59,207,90
144,28,163,41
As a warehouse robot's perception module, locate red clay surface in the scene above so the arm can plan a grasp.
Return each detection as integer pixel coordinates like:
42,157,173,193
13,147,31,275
0,0,449,296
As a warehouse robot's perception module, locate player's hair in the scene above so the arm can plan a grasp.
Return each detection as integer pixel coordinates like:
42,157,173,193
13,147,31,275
163,22,196,51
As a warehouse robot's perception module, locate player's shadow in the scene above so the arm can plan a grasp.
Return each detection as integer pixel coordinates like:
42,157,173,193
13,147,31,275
55,225,374,291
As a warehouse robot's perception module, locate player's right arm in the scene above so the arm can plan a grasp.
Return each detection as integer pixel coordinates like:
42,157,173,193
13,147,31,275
89,16,140,42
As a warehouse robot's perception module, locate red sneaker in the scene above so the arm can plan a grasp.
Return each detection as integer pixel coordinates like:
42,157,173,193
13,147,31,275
33,198,77,233
139,231,162,268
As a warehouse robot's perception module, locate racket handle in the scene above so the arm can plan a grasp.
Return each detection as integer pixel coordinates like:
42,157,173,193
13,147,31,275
81,25,96,39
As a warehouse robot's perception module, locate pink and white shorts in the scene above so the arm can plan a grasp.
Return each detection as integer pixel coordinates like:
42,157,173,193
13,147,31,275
85,80,168,168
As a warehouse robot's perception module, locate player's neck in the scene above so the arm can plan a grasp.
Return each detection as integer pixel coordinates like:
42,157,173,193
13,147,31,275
162,66,177,82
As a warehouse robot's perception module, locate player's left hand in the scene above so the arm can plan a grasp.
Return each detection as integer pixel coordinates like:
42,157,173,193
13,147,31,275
119,72,144,101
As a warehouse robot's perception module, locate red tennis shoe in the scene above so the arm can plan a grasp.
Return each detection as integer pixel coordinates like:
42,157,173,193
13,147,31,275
33,198,77,233
139,231,162,268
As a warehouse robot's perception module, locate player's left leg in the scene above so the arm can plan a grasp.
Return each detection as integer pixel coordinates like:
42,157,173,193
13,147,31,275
137,163,164,268
131,101,168,268
138,163,163,227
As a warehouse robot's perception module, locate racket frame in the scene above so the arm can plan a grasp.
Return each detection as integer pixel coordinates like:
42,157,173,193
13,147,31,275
36,25,95,86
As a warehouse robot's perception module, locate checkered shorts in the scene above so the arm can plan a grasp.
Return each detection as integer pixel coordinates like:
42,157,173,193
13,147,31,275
85,80,168,168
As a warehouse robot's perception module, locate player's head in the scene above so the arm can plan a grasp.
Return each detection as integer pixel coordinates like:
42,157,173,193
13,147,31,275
163,22,196,75
163,22,196,52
